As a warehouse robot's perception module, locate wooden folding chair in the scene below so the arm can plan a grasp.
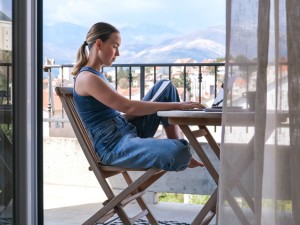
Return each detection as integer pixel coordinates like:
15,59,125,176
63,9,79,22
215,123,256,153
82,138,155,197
55,86,167,225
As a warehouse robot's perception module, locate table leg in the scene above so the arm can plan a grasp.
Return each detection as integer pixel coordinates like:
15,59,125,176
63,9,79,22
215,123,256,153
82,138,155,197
179,125,219,225
192,189,218,225
201,126,220,159
179,125,219,183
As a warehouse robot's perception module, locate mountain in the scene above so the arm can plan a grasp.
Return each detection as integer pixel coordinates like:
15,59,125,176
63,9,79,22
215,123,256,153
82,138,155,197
43,22,88,64
43,22,225,64
117,23,181,58
123,26,225,63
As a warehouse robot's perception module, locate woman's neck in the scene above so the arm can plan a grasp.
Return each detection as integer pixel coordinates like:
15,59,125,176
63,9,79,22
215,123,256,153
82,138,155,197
85,64,101,71
85,58,103,71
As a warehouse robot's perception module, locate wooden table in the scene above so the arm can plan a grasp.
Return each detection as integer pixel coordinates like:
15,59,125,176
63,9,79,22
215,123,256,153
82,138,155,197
157,110,222,225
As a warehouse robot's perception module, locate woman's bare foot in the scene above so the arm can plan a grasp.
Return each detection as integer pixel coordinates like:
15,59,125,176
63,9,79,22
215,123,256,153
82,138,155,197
188,157,205,168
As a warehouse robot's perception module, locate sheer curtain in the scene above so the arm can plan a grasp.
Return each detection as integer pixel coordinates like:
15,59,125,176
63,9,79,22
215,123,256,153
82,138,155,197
218,0,300,224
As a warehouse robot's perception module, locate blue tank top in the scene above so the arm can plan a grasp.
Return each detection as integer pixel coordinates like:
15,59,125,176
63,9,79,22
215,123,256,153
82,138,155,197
73,66,120,130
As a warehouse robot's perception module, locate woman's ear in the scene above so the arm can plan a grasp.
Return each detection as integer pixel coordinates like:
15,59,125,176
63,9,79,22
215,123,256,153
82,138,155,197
95,39,103,50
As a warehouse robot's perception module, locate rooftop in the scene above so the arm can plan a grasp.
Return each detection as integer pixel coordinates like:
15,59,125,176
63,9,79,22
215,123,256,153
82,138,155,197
0,11,11,22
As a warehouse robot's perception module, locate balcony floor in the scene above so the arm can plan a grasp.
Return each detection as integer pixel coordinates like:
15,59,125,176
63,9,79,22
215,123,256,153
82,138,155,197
43,137,218,225
44,201,216,225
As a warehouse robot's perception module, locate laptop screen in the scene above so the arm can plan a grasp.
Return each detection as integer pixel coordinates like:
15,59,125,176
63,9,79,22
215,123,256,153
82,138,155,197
212,84,224,107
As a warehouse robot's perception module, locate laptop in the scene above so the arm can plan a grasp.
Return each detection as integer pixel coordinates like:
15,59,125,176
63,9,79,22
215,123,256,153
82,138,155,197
150,80,224,112
205,76,238,112
204,86,224,112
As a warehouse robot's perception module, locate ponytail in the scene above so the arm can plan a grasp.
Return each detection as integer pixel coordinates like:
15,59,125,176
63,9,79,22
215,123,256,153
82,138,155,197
71,41,89,75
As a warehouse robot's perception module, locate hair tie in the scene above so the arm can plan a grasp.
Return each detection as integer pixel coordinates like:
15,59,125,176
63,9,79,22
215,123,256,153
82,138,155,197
83,41,88,46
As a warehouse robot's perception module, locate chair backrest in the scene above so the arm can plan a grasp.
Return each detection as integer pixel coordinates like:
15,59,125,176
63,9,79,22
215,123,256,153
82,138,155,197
55,86,145,174
55,87,100,165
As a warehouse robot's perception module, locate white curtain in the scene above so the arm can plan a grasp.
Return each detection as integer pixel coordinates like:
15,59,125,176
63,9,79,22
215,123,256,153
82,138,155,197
218,0,300,224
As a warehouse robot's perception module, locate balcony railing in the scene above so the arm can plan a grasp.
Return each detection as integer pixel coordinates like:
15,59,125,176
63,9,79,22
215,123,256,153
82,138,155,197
0,63,12,105
42,62,225,126
2,61,288,127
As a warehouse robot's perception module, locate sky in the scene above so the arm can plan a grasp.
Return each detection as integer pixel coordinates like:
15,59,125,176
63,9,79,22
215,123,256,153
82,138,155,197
0,0,12,17
43,0,225,33
1,0,225,32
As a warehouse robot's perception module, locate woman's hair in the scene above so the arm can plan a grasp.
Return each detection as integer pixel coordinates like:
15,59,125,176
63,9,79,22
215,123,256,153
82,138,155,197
71,22,119,75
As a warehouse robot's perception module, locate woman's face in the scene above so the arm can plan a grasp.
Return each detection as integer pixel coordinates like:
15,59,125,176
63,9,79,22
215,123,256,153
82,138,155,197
98,32,121,66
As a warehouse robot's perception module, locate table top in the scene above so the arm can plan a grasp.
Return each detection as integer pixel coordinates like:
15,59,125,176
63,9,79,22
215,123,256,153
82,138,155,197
158,110,222,126
157,109,288,127
157,110,222,118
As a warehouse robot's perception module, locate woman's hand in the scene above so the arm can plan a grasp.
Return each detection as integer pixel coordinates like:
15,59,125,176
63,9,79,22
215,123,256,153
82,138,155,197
177,102,206,110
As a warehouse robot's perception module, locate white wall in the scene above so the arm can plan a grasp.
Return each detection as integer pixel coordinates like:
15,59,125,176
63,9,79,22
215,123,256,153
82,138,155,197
43,137,219,207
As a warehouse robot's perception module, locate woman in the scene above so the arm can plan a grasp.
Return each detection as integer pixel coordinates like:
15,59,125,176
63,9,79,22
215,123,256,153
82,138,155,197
71,22,205,171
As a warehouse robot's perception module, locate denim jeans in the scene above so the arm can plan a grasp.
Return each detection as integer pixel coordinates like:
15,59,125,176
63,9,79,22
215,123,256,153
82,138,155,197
90,80,192,171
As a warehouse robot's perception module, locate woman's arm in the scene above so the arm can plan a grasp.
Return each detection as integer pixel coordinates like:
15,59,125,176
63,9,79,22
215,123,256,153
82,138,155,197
75,71,205,116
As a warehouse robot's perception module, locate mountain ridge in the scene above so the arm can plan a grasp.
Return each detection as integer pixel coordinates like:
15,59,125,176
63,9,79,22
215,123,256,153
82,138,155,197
43,22,225,64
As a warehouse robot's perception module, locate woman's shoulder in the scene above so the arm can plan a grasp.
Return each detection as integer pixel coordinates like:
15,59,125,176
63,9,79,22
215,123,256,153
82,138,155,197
74,71,102,96
76,70,101,83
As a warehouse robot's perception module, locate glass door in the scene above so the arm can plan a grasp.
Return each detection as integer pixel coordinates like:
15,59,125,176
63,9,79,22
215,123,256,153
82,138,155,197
0,0,13,223
1,0,43,224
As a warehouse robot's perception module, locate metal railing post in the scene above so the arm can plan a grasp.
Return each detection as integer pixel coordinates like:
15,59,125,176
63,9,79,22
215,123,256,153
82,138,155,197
199,66,202,103
140,66,145,99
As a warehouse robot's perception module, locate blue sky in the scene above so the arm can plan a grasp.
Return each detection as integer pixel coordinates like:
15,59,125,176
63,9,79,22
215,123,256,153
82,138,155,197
1,0,225,32
43,0,225,33
0,0,12,17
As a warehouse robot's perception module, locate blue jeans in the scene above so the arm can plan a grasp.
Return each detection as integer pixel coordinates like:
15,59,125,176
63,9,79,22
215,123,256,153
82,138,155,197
130,79,180,137
91,80,192,171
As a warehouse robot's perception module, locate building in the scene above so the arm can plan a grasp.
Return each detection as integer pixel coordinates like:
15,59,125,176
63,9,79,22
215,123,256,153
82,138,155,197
0,11,12,51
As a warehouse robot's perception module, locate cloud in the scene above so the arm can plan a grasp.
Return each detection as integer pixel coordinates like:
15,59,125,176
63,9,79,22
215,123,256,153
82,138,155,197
44,0,225,32
44,0,160,25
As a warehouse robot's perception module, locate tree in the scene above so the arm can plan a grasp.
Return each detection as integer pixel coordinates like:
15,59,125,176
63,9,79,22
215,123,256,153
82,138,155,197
234,54,257,76
0,50,12,91
208,57,225,76
0,50,12,63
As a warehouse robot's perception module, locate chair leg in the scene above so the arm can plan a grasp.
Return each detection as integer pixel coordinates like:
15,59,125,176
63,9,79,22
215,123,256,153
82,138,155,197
122,171,163,225
112,207,133,225
83,204,132,225
84,169,160,225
